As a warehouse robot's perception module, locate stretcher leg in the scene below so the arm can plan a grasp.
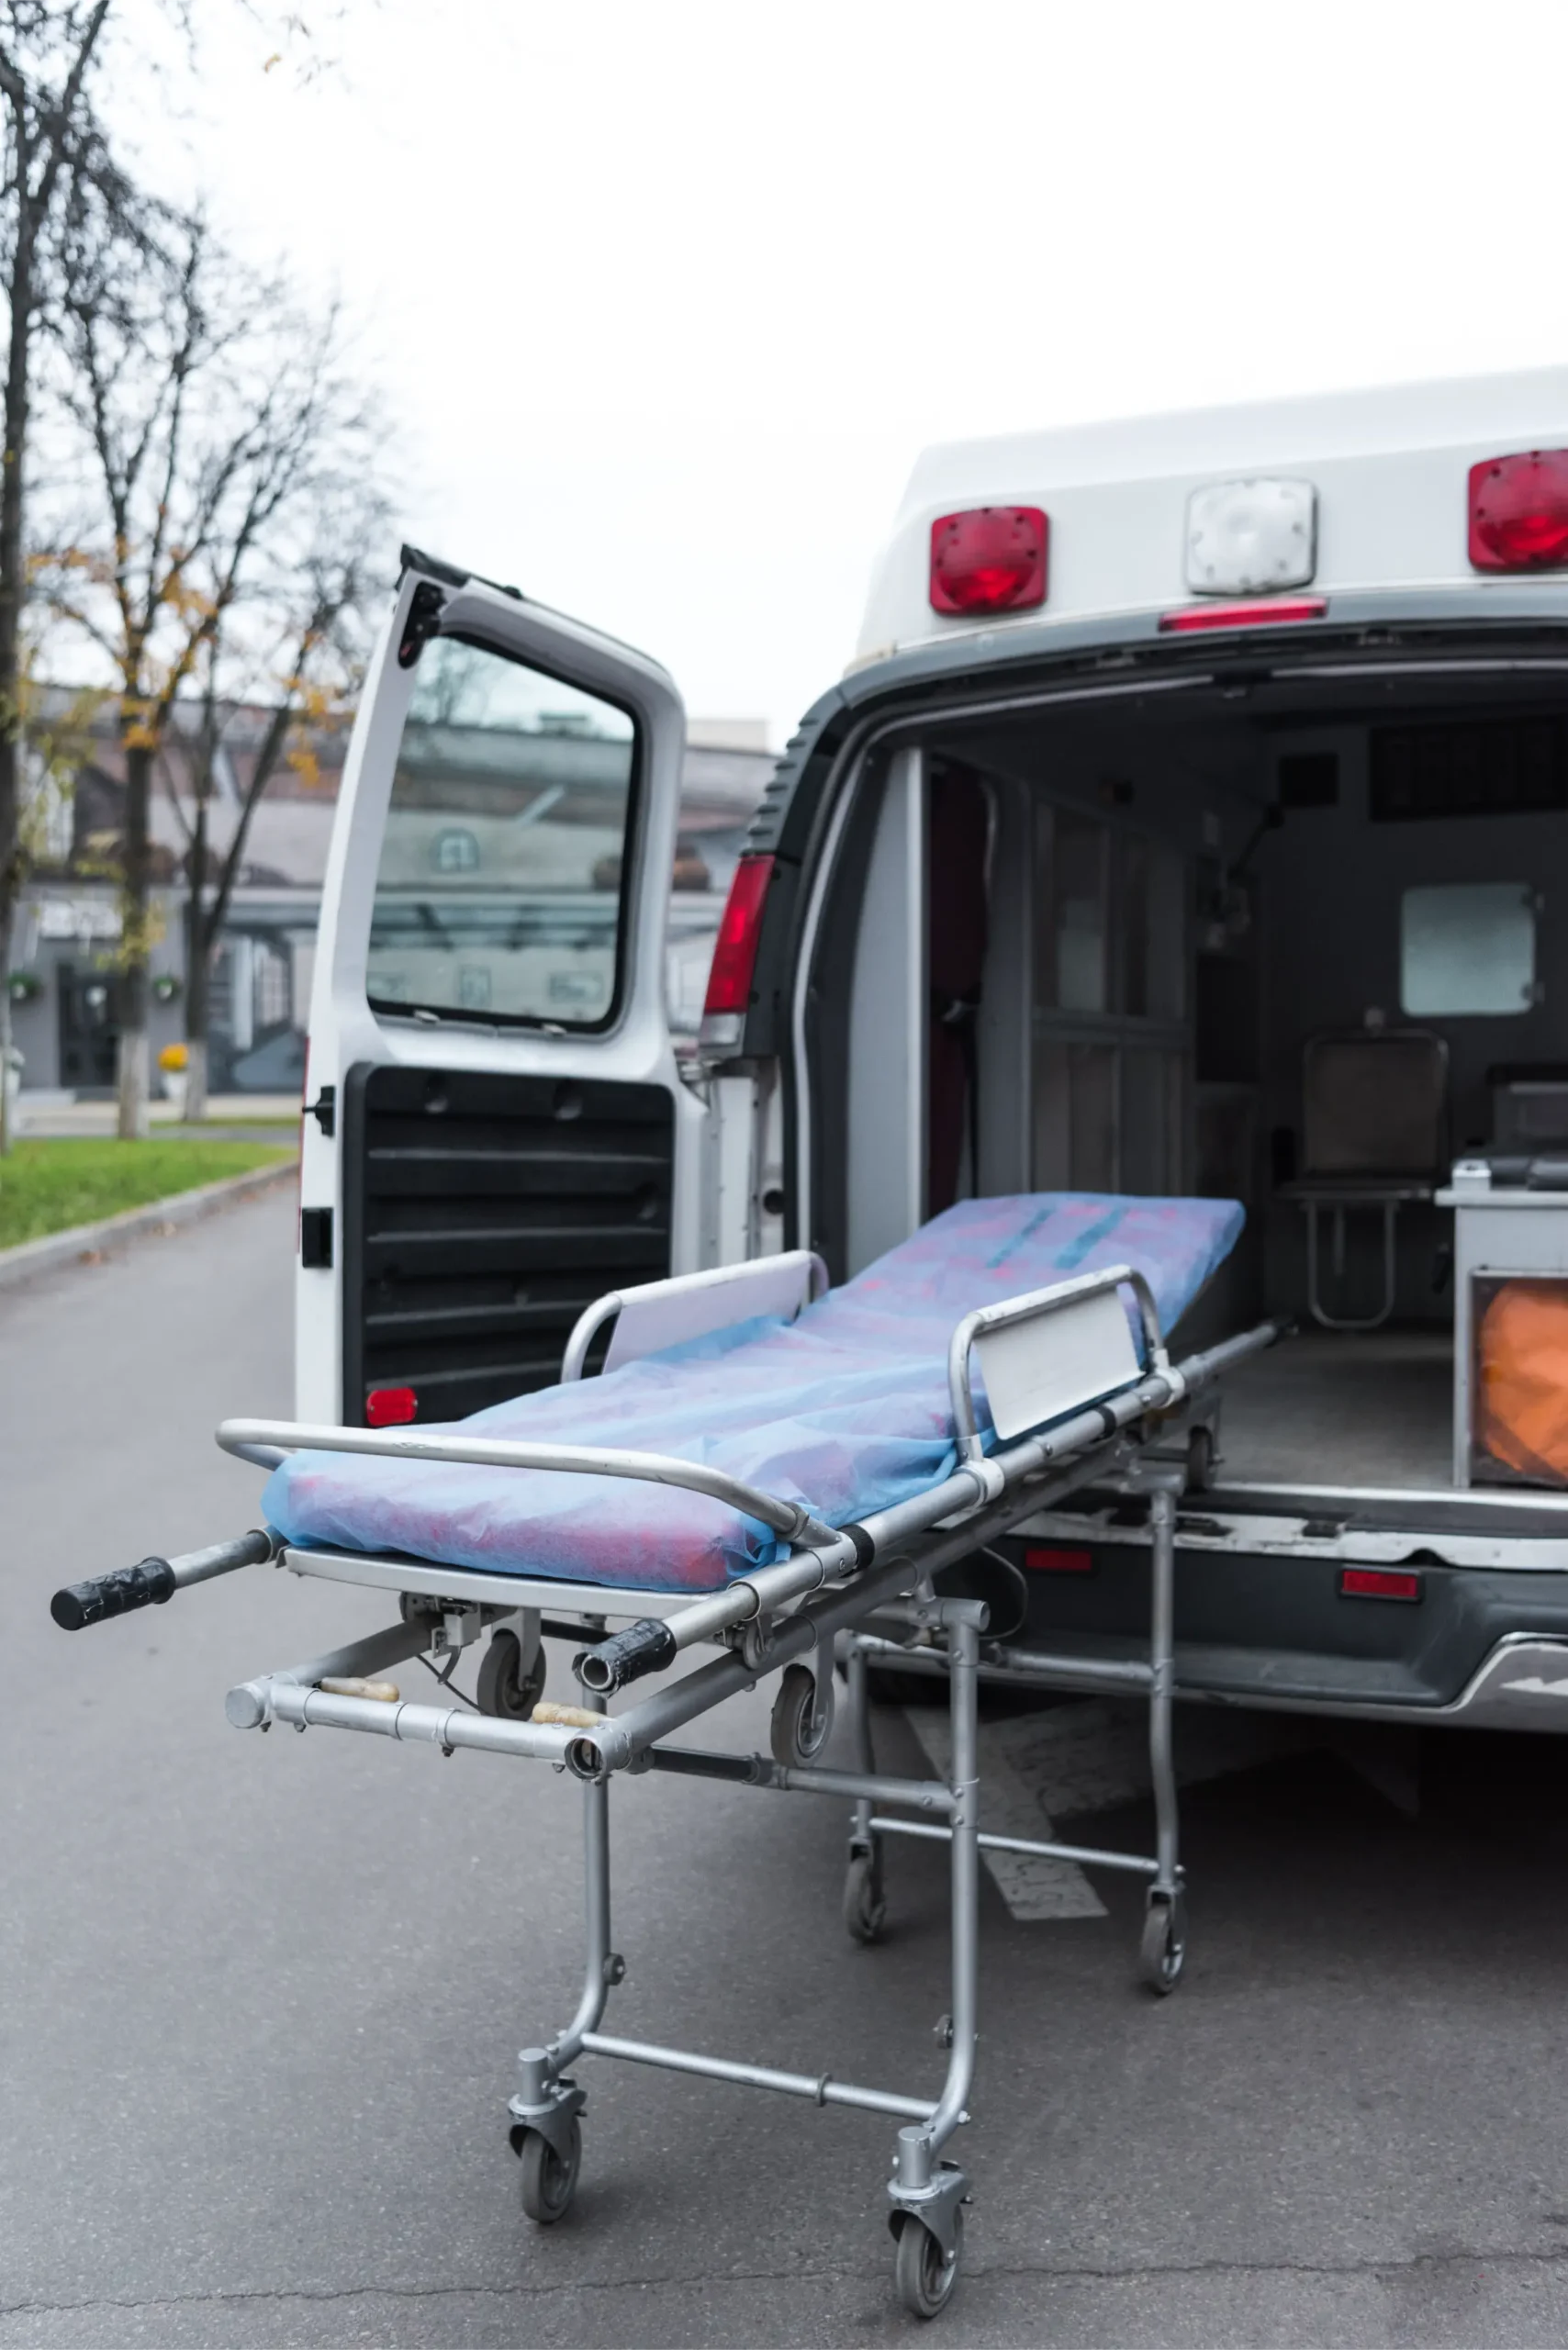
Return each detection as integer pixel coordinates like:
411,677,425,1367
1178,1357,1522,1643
843,1639,886,1944
1140,1478,1187,1994
887,1600,981,2315
509,1716,618,2221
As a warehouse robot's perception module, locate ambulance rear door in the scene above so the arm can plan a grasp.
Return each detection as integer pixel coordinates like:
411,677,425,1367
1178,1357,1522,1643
297,548,699,1427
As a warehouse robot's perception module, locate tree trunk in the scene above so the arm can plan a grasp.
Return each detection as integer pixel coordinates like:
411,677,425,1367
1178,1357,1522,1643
184,806,209,1122
116,734,151,1139
0,897,15,1147
0,220,33,1155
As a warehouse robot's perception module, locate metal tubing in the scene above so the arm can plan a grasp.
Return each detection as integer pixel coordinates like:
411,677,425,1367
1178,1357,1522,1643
947,1263,1168,1459
778,1762,954,1810
577,2031,938,2123
226,1620,440,1729
868,1815,1160,1876
925,1608,980,2154
553,1770,613,2068
170,1528,277,1590
983,1645,1153,1689
849,1628,1154,1693
1148,1484,1180,1897
218,1417,836,1548
653,1543,862,1659
643,1743,954,1809
846,1639,876,1853
267,1682,576,1762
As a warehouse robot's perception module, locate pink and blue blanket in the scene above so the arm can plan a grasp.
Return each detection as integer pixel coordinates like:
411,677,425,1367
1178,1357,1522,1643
263,1193,1243,1594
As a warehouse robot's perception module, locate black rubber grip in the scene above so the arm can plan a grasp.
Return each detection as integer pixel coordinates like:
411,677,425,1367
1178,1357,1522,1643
576,1616,678,1694
51,1557,177,1631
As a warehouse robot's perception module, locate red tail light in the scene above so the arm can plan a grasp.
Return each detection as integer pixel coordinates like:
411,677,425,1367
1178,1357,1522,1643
1159,596,1327,633
1024,1545,1093,1573
1339,1566,1422,1602
366,1386,418,1427
702,853,774,1018
930,507,1047,616
1469,450,1568,572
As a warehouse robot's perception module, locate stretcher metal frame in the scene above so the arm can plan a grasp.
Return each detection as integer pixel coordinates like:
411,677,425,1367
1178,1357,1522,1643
50,1254,1280,2321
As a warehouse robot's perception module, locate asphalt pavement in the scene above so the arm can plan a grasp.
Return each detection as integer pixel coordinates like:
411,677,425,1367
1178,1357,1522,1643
6,1196,1568,2347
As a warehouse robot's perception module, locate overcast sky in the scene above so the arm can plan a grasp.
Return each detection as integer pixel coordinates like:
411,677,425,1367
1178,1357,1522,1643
118,0,1568,742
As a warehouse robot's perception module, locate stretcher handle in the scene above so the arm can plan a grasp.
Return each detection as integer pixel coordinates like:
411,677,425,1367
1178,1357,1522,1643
50,1528,274,1631
576,1616,678,1695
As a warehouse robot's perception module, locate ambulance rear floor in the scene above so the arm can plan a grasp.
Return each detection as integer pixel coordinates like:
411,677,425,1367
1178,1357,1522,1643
1216,1328,1457,1492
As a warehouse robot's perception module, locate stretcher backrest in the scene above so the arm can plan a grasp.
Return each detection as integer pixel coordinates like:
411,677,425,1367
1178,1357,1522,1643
973,1281,1144,1443
563,1251,827,1382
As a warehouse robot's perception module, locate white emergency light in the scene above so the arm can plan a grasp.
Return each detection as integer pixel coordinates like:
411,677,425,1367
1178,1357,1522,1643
1184,476,1317,596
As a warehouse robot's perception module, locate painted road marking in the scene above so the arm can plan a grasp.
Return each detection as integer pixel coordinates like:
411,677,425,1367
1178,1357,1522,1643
902,1701,1325,1921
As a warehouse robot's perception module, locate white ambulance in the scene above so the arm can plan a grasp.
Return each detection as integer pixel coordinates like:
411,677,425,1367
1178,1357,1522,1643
298,367,1568,1730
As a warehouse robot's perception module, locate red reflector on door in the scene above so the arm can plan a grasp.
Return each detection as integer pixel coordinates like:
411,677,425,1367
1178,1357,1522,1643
366,1386,418,1427
1339,1567,1422,1602
1024,1545,1093,1573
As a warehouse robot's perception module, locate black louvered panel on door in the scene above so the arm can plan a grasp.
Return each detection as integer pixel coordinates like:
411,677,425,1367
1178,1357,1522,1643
342,1062,675,1424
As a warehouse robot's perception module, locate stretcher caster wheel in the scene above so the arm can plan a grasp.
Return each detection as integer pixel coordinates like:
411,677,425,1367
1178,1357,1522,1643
1139,1889,1187,1996
892,2208,962,2318
1185,1425,1215,1493
843,1849,886,1945
478,1628,546,1721
518,2118,580,2223
770,1662,834,1766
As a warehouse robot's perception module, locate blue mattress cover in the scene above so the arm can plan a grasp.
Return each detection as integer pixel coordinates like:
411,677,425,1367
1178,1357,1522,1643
264,1192,1244,1594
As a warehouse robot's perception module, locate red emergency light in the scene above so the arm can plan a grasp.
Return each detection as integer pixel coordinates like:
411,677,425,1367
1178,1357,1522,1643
1468,450,1568,572
365,1386,418,1427
1339,1566,1422,1603
702,853,775,1019
929,507,1048,616
1159,596,1327,634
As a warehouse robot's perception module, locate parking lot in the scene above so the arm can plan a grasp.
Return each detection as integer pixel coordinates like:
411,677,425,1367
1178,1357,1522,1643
6,1193,1568,2348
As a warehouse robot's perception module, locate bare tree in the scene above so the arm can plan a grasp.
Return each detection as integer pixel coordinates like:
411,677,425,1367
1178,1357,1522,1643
173,499,386,1118
0,0,119,1148
41,214,384,1136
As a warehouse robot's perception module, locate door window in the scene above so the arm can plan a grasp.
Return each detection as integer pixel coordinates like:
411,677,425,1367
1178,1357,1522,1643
365,634,638,1029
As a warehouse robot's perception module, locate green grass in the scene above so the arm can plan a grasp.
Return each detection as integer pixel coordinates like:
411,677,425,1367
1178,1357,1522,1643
0,1137,296,1250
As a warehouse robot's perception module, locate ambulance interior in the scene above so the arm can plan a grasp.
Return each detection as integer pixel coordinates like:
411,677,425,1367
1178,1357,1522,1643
817,669,1568,1498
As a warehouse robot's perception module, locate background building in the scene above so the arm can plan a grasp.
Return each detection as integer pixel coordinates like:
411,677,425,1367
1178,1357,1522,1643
8,701,774,1095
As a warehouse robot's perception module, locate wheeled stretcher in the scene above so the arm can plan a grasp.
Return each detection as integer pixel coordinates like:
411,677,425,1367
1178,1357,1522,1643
50,1193,1280,2320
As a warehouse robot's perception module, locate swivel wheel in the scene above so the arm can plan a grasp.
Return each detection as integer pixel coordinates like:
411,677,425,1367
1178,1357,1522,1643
518,2117,581,2223
1138,1889,1187,1996
477,1628,547,1721
770,1662,834,1767
843,1849,887,1946
892,2208,963,2319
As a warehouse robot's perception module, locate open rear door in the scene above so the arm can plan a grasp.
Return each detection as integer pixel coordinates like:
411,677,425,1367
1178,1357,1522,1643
296,549,697,1426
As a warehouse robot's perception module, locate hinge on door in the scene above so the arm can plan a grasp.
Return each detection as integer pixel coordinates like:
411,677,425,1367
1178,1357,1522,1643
398,579,446,668
305,1084,335,1137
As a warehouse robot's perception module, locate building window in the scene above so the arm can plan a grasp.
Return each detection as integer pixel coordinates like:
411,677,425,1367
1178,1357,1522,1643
433,827,480,874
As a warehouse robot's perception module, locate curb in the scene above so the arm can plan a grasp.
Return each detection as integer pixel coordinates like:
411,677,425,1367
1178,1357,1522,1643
0,1157,298,1295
